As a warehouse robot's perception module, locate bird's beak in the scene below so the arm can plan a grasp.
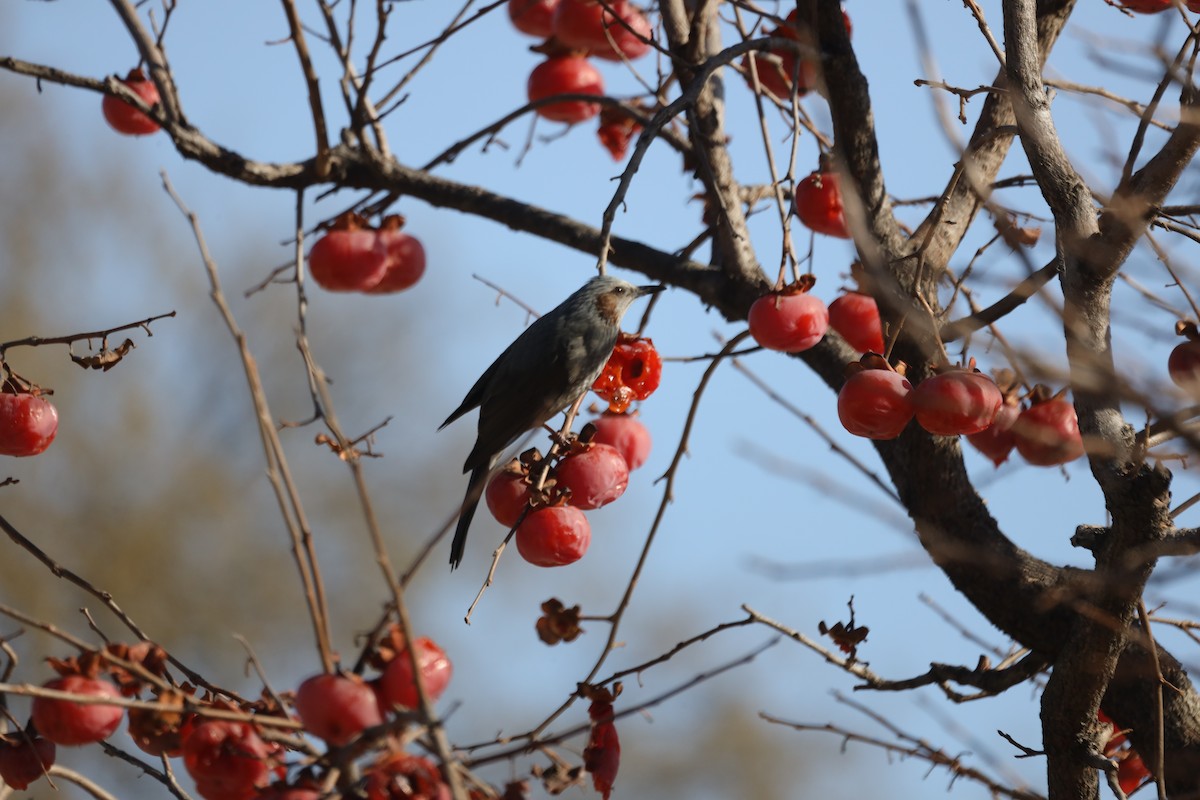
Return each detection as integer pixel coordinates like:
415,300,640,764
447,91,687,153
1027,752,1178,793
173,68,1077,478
637,284,666,297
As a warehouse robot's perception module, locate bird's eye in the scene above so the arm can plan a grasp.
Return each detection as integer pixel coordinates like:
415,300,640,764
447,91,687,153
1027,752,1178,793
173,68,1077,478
614,286,626,294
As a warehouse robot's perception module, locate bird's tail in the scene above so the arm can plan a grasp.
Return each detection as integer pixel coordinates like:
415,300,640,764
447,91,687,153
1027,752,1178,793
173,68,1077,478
450,462,492,570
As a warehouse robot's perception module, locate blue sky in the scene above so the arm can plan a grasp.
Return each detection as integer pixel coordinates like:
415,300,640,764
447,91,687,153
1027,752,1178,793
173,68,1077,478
4,2,1200,799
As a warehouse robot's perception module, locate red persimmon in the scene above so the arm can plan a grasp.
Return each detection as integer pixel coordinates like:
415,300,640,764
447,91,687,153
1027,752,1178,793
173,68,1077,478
183,720,273,800
588,412,652,470
377,637,453,711
367,217,426,294
31,675,123,746
294,673,383,746
102,68,161,135
515,505,591,566
1119,0,1172,11
1098,710,1151,794
837,365,914,440
911,370,1002,436
527,55,604,124
555,443,629,509
0,734,56,790
1168,339,1200,391
794,170,850,239
748,287,829,353
309,213,389,292
584,700,620,800
486,462,532,527
828,291,884,353
508,0,560,37
1116,751,1152,794
597,108,642,160
0,392,58,457
1012,395,1085,466
553,0,652,61
741,9,851,99
966,401,1020,467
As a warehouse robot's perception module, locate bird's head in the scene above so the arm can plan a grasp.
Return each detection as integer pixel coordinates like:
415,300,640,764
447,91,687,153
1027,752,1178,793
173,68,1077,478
585,276,665,326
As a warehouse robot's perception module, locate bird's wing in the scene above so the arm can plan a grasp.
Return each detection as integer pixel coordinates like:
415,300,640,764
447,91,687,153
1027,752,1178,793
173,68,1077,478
441,308,562,430
462,341,574,471
440,352,505,430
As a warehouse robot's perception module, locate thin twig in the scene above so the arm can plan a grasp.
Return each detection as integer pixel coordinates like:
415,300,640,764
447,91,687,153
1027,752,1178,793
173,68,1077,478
759,711,1044,800
160,172,337,674
280,0,331,177
0,312,176,355
1136,600,1168,800
729,356,902,504
0,514,150,641
43,765,121,800
466,638,778,767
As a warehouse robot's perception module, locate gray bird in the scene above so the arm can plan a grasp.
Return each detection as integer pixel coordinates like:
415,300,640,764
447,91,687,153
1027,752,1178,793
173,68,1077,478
441,275,664,569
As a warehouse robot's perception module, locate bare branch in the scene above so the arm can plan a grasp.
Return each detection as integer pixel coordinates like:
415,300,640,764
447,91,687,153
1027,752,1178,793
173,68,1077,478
280,0,332,177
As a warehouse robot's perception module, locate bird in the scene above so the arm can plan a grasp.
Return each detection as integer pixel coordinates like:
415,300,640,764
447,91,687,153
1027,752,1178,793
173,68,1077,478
441,275,664,569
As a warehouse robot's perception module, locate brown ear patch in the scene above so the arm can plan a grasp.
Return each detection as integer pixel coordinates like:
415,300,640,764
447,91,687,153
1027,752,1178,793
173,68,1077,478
595,291,622,326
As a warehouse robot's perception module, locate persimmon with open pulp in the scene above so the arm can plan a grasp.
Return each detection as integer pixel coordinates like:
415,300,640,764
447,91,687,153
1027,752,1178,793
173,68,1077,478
593,334,662,412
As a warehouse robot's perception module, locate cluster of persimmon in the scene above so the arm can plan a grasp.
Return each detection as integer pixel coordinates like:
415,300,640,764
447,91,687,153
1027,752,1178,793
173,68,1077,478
99,71,426,297
835,358,1088,467
744,272,1090,467
747,273,882,357
775,303,1200,467
0,633,457,799
745,251,1095,469
745,282,1200,471
307,212,426,295
509,0,651,159
485,334,659,567
741,7,857,239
